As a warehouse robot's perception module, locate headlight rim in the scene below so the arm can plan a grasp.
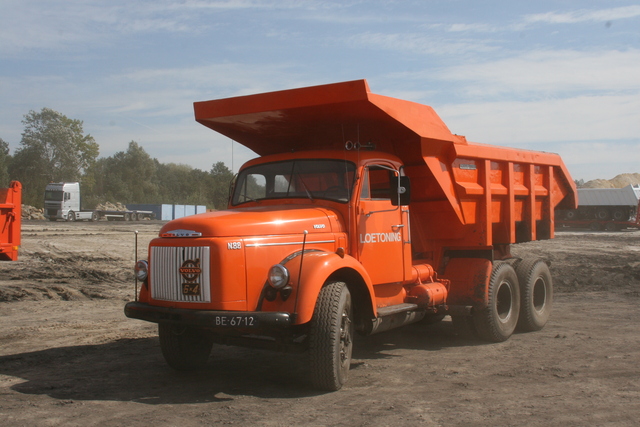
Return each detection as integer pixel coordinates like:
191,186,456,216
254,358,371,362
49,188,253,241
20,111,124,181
267,264,290,289
135,260,149,281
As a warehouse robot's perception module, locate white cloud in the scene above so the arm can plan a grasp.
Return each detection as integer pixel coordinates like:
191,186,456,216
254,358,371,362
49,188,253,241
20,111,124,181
446,23,498,33
0,0,375,58
554,141,640,181
436,94,640,181
438,94,640,145
436,49,640,98
348,31,499,56
524,5,640,24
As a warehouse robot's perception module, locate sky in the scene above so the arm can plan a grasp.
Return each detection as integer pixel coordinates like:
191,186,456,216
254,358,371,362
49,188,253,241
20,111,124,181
1,0,639,182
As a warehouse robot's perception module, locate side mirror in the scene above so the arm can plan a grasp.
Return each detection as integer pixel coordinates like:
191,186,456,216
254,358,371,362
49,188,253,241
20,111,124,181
391,176,411,206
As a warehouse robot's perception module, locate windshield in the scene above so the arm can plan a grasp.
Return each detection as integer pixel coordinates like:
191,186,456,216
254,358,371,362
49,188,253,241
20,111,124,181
44,190,64,201
232,159,356,205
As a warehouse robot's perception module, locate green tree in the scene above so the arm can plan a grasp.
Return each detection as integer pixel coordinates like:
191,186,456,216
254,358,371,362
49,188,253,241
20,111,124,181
209,161,234,209
99,141,158,204
155,162,198,204
0,138,10,187
10,108,99,206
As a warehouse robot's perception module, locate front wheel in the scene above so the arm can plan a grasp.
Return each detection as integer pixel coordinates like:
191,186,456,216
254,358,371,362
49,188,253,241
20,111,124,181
158,323,213,371
309,281,354,391
473,261,520,342
67,211,76,222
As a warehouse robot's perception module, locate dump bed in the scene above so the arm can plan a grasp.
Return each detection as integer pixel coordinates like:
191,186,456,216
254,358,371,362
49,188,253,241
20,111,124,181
0,181,21,261
194,79,576,248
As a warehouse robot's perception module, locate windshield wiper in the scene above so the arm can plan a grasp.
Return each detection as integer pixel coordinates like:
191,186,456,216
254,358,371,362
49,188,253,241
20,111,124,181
297,175,314,201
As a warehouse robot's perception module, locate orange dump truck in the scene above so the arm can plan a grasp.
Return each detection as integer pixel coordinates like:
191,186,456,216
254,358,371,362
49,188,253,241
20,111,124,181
0,181,21,261
125,80,577,390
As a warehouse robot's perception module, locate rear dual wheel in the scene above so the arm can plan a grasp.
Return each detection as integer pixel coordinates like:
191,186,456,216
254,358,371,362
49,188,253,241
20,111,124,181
612,209,628,221
514,258,553,332
473,261,520,342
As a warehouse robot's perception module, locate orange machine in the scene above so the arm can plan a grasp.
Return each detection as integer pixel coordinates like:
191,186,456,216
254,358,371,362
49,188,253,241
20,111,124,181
0,181,21,261
125,80,577,390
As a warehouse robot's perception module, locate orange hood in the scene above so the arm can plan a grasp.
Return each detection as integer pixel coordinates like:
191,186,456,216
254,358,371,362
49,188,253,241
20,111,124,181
158,205,343,238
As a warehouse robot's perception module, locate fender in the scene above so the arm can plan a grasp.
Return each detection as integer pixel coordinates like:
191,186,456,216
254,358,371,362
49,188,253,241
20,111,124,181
286,251,375,325
443,257,491,309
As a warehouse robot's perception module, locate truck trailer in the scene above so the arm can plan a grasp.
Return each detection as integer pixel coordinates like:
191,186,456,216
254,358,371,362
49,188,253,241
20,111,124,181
44,182,155,221
125,80,577,390
557,185,640,231
0,181,21,261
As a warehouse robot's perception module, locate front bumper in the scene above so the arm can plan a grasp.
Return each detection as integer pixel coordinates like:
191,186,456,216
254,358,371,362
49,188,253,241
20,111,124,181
124,301,292,329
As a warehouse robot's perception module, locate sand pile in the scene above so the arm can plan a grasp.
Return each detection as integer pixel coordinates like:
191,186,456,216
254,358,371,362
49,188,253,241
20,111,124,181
583,173,640,189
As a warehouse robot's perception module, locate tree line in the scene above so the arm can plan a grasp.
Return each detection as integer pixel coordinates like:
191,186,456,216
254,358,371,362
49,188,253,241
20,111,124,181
0,108,235,210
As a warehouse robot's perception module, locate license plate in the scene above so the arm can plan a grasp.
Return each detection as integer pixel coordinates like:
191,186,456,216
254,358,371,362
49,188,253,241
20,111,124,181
182,283,200,296
214,315,257,327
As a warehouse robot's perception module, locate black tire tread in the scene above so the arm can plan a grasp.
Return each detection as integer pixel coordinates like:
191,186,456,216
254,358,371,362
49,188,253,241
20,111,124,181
158,323,213,371
515,257,553,332
473,261,520,343
309,281,352,391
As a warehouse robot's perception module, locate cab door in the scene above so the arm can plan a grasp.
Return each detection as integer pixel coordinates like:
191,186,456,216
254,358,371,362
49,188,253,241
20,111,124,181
356,164,409,285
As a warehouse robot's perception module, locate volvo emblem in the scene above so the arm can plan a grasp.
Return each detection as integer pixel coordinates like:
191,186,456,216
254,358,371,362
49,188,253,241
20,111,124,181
179,259,202,295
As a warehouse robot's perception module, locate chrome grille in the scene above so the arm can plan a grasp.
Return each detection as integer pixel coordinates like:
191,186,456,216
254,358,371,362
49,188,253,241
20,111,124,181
150,246,211,303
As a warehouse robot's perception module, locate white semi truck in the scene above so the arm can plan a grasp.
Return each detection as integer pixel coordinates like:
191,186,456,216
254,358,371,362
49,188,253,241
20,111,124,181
44,182,155,222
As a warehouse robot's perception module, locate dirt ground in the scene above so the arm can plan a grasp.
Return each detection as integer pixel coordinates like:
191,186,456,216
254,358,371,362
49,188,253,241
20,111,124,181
1,221,639,426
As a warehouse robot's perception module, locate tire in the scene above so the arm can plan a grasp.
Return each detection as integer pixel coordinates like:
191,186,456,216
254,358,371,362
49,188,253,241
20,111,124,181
309,281,354,391
590,222,602,231
604,222,619,231
564,210,578,220
612,209,627,221
67,211,76,222
472,261,520,342
123,212,130,221
596,208,610,220
515,258,553,332
90,211,99,222
158,323,213,371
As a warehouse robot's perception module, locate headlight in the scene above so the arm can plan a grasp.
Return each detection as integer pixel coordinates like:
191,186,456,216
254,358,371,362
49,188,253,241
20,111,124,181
268,264,289,289
135,260,149,281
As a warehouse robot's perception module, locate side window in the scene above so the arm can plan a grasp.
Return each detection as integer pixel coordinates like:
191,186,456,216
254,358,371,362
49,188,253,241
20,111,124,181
361,165,393,201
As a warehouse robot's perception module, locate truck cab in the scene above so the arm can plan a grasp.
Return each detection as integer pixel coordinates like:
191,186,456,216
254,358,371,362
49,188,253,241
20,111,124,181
44,182,81,221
